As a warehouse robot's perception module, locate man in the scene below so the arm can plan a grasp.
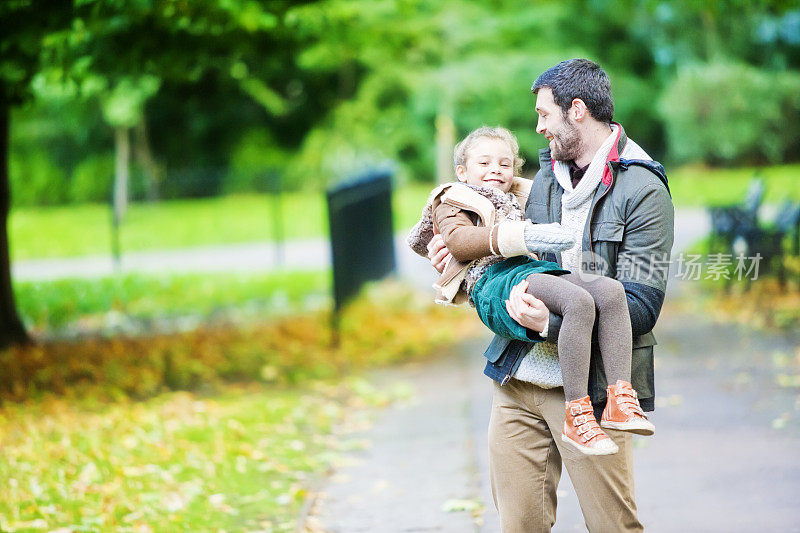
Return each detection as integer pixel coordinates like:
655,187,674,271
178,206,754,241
427,59,674,532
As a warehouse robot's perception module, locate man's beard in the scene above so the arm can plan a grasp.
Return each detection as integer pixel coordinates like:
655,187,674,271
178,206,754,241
550,115,582,162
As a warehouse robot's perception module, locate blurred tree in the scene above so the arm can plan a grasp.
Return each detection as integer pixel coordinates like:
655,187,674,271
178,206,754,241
9,0,800,211
560,0,800,163
659,62,800,165
288,0,570,184
99,75,160,220
0,1,73,346
34,0,350,199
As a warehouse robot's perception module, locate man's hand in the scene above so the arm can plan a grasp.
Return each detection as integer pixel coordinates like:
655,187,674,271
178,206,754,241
505,279,550,335
427,233,452,274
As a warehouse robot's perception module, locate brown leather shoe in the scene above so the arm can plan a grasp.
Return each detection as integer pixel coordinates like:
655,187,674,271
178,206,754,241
562,395,619,455
600,380,655,436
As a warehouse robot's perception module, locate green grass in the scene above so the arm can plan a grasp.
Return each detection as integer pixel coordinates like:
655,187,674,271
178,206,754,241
10,193,328,261
668,163,800,207
14,270,330,332
10,185,433,261
0,379,403,532
10,164,799,262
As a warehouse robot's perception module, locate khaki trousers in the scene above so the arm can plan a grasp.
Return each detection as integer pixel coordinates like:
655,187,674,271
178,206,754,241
488,378,644,533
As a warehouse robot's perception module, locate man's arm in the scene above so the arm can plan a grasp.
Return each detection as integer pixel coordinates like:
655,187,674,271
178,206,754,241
508,180,674,340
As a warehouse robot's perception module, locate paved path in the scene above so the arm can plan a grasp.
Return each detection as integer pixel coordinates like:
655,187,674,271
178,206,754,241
303,294,800,532
303,343,486,533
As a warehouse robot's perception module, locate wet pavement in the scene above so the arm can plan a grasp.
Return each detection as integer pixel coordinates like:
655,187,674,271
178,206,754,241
301,206,799,532
303,293,800,532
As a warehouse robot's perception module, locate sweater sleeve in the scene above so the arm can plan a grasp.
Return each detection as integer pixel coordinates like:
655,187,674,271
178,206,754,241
432,200,494,262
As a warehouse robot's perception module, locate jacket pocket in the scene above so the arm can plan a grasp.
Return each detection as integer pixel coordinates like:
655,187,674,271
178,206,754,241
526,201,550,224
482,335,512,364
633,331,657,349
590,221,624,276
591,220,624,241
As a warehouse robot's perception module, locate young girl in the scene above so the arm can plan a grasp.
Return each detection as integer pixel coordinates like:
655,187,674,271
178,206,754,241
407,126,654,455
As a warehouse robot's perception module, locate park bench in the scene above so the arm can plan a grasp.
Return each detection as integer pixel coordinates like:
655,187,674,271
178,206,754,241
762,201,800,285
708,178,763,255
708,178,800,285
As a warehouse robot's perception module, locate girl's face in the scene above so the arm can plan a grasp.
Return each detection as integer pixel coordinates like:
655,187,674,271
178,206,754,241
456,137,515,193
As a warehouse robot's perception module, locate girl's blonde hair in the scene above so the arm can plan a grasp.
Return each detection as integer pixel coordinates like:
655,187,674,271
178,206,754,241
453,126,525,176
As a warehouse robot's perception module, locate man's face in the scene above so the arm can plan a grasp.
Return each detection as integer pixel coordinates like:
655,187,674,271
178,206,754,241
534,88,582,162
456,137,515,193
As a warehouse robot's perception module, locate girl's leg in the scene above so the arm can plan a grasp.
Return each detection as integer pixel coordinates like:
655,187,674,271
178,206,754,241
561,273,632,384
524,273,595,402
526,273,620,456
561,274,654,436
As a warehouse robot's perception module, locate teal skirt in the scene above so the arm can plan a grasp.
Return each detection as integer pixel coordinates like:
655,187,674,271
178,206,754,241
471,255,569,341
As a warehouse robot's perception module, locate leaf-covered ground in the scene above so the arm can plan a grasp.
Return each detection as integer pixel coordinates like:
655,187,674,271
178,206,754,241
0,380,404,532
0,282,483,531
681,276,800,331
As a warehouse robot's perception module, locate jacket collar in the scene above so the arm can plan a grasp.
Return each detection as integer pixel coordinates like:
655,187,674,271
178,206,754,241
598,122,625,191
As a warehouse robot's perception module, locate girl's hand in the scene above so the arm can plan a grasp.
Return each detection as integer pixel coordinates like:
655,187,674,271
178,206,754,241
427,233,451,274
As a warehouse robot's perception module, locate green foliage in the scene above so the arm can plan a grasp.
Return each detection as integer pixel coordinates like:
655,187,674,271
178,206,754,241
69,153,114,202
288,0,574,185
0,2,72,105
9,148,68,206
225,129,289,193
8,0,800,210
659,63,800,165
99,75,161,127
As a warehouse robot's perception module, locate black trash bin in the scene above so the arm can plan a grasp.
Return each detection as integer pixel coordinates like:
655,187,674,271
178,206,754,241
327,170,396,322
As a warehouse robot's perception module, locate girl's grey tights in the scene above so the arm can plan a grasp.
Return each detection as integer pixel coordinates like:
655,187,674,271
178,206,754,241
525,272,632,401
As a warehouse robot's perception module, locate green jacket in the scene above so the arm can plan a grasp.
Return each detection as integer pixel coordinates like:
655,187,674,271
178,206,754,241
482,124,675,411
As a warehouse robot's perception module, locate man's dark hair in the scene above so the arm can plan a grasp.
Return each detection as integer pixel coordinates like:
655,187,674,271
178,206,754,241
531,59,614,123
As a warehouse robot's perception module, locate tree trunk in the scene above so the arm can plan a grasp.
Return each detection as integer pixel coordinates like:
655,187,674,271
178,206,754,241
114,125,130,221
133,119,162,202
0,104,31,347
435,106,455,185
